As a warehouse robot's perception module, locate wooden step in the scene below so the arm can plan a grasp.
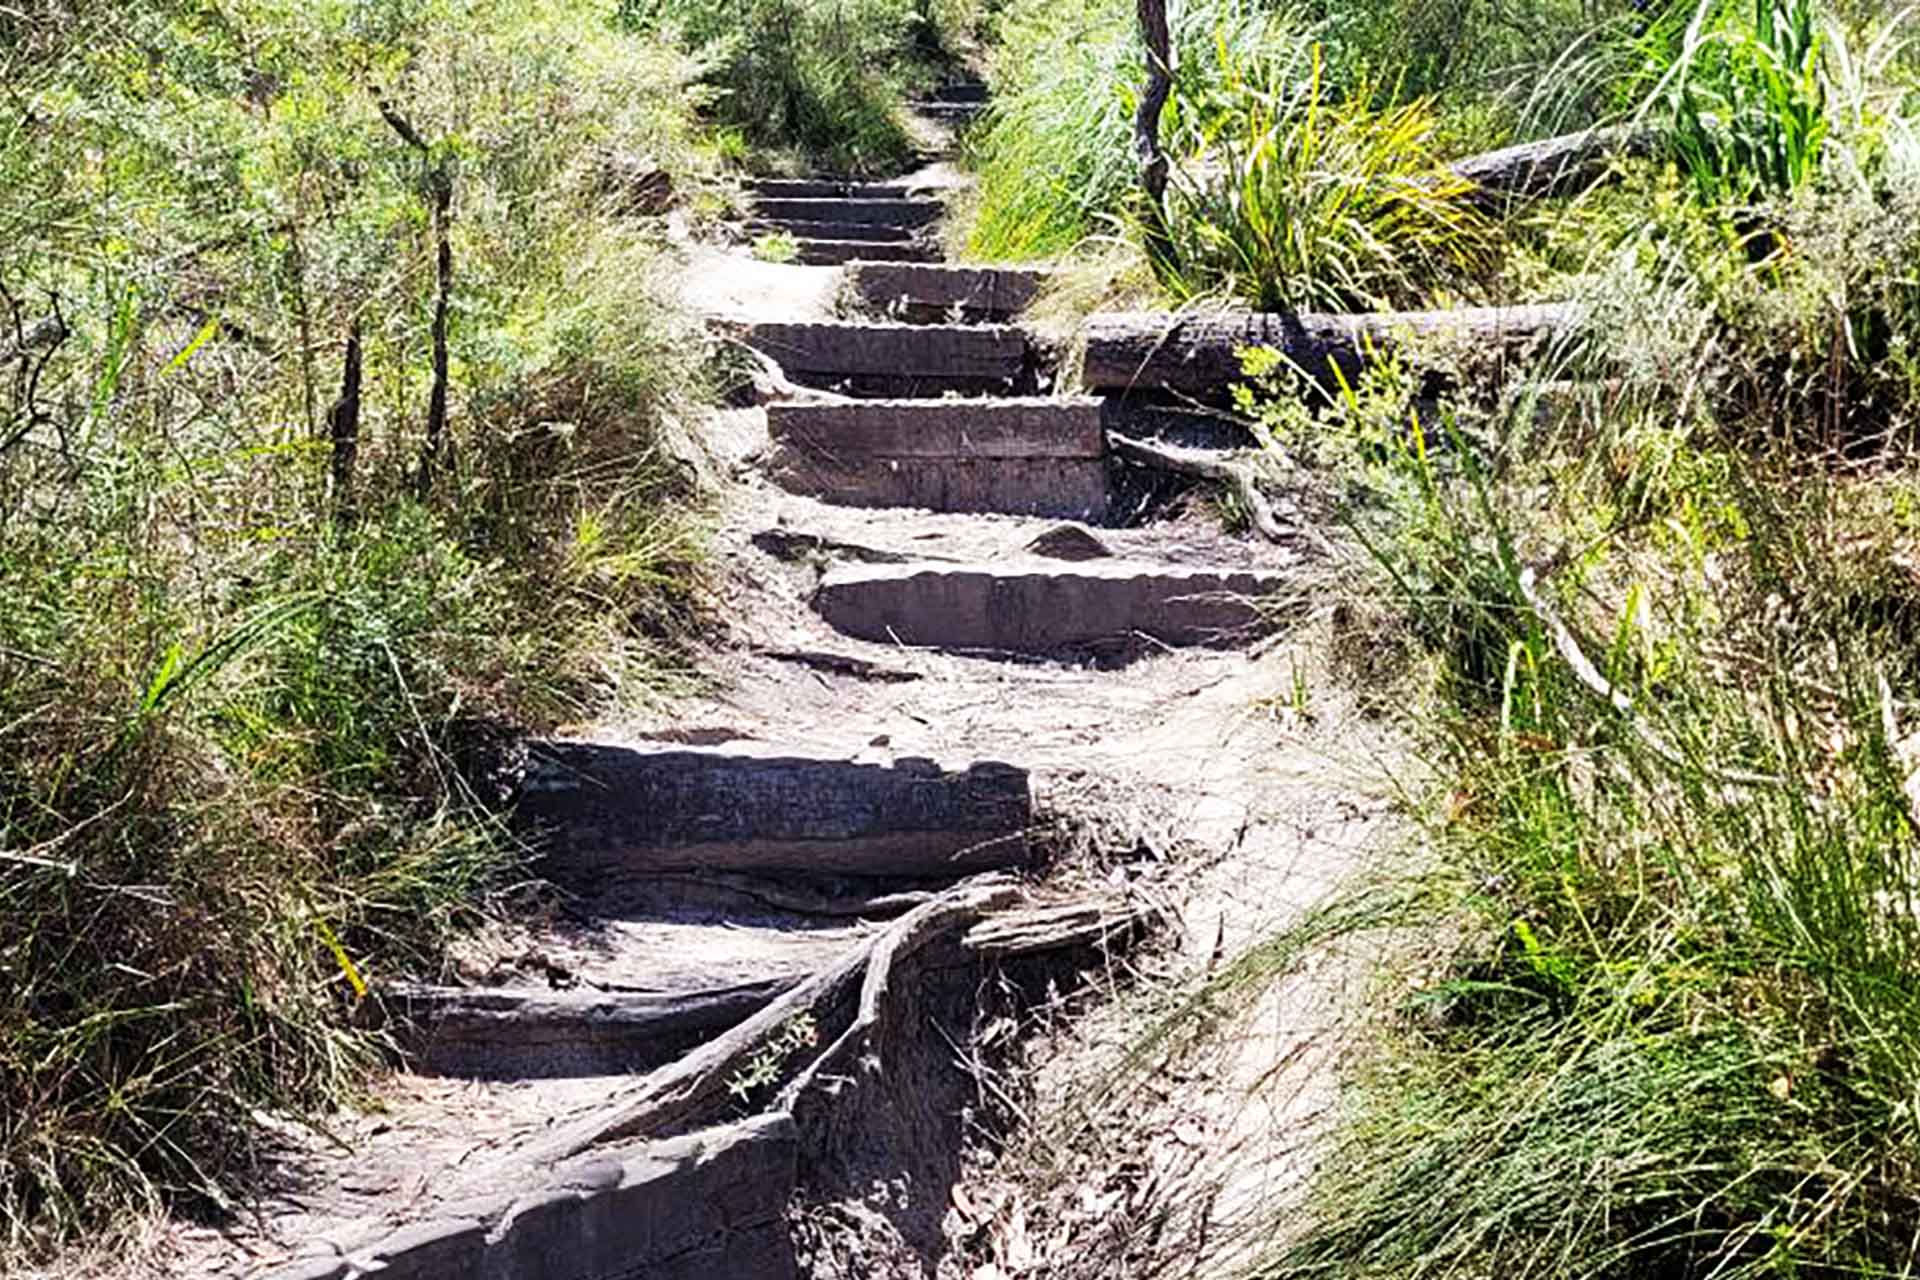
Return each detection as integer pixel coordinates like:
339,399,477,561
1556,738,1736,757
745,178,917,199
844,262,1049,322
932,81,989,104
771,456,1111,521
1081,303,1584,397
794,239,943,266
768,397,1102,459
911,101,986,123
813,561,1290,655
744,321,1028,392
766,397,1108,520
750,197,942,228
518,741,1033,879
751,219,916,243
386,977,797,1080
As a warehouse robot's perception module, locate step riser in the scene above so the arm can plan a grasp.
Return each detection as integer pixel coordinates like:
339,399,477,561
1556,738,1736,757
752,219,918,243
795,240,943,266
844,263,1048,323
751,198,942,228
746,180,916,199
745,322,1027,383
814,565,1289,655
767,399,1103,460
390,980,795,1080
770,453,1112,521
519,743,1033,879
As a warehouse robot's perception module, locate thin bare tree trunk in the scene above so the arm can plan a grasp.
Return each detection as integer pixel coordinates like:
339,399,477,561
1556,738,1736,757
378,97,454,501
1134,0,1174,268
327,326,362,528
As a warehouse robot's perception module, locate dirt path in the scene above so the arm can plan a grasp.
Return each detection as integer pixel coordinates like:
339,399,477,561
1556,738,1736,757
66,90,1401,1280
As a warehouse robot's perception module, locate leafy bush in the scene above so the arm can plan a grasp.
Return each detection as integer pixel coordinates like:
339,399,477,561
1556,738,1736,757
625,0,968,175
0,0,709,1254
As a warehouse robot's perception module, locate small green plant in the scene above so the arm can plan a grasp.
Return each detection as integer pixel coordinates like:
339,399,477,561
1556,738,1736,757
752,230,802,263
1655,0,1830,206
726,1014,820,1103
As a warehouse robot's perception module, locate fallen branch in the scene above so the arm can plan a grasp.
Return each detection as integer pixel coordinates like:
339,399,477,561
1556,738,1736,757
1110,432,1341,560
1517,567,1781,788
527,877,1023,1165
721,335,854,406
962,895,1157,957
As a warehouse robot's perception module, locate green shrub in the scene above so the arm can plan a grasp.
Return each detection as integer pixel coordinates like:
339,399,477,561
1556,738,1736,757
0,0,709,1254
624,0,952,175
1157,46,1499,310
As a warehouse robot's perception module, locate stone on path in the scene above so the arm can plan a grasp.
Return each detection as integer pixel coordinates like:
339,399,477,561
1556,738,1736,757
813,561,1291,655
1026,524,1114,561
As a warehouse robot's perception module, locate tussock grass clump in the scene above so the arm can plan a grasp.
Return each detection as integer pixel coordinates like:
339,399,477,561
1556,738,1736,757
1218,24,1920,1269
1,0,711,1257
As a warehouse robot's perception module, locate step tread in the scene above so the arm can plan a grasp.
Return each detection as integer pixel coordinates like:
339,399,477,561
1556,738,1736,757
751,218,919,242
845,261,1051,319
795,239,943,265
750,197,943,227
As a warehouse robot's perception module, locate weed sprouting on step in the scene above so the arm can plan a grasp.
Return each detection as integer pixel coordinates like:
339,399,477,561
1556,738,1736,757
726,1013,822,1107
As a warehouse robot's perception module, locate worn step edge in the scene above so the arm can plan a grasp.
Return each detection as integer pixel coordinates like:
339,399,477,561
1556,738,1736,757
257,1113,799,1280
383,977,799,1081
795,240,943,266
812,560,1294,654
750,218,917,243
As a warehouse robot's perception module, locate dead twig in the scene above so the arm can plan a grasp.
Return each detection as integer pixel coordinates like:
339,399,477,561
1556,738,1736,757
1110,432,1341,560
1518,566,1782,788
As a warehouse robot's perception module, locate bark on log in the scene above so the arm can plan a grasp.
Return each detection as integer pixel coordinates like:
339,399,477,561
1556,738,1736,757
1449,126,1657,207
1081,302,1587,396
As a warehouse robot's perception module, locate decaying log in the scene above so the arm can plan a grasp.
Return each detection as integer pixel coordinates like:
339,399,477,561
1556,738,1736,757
1081,302,1586,396
962,895,1157,957
528,879,1024,1165
1449,126,1656,206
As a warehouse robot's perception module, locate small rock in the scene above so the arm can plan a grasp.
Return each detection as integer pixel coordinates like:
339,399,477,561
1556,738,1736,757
1025,524,1113,562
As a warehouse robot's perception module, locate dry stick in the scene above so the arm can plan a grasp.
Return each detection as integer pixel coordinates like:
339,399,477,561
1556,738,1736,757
1517,567,1782,788
722,335,854,406
1109,431,1342,560
526,878,1023,1166
378,97,452,499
